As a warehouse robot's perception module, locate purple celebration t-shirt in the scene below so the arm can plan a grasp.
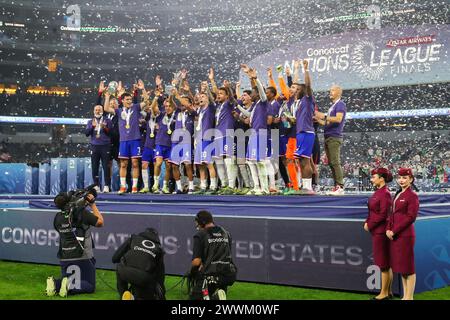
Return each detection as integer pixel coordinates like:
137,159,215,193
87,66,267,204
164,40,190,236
215,100,235,137
173,109,196,144
195,103,216,142
144,115,158,149
155,110,178,147
324,99,346,138
295,95,315,134
250,100,268,132
116,103,142,142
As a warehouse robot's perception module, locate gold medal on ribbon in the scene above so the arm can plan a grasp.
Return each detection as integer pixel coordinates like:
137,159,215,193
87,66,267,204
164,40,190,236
125,124,130,129
150,133,155,138
167,129,172,135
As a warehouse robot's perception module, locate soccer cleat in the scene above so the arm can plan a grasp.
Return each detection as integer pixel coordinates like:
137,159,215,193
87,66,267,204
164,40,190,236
45,276,56,297
215,289,227,300
59,277,69,298
161,186,171,194
220,187,235,195
284,189,303,196
327,185,345,196
94,186,101,193
236,187,251,195
122,290,134,300
250,189,264,196
281,187,291,195
118,186,127,194
151,184,160,193
269,188,279,195
103,186,110,193
193,189,207,195
188,189,195,195
139,187,150,194
204,188,218,195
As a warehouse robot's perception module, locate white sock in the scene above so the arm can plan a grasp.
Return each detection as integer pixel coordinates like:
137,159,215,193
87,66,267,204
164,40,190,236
271,159,279,176
200,179,207,190
189,181,194,190
297,167,302,188
257,161,269,193
120,177,126,187
247,161,260,190
214,159,228,188
210,177,218,190
239,164,252,188
224,157,238,189
176,180,182,191
303,178,313,191
265,159,276,189
132,178,138,188
141,169,149,189
153,176,159,188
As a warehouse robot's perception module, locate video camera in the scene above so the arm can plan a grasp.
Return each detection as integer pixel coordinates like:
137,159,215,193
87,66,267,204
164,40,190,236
54,184,98,211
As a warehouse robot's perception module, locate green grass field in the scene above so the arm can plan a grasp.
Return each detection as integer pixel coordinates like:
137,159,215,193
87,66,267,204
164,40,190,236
0,260,448,300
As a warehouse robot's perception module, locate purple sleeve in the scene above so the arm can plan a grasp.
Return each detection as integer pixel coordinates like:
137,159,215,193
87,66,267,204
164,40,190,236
335,101,346,113
85,120,93,137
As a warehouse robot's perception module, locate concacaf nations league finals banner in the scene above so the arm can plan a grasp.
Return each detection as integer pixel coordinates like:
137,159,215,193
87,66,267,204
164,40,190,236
240,24,449,91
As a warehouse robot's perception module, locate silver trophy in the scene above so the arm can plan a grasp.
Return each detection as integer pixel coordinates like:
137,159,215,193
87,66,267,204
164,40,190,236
107,81,118,95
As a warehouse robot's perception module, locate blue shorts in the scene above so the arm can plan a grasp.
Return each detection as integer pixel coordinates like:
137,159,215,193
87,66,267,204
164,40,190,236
246,132,269,161
142,147,155,163
119,139,142,159
294,132,315,158
194,140,215,164
169,143,193,165
279,135,288,157
155,144,171,160
213,136,234,158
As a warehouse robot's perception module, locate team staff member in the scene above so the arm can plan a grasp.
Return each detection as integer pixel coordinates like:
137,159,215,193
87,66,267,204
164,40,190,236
315,85,346,195
365,167,393,300
386,168,419,300
85,105,112,193
189,210,237,300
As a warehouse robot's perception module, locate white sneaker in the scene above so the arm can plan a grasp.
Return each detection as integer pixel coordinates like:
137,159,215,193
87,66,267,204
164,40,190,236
59,277,69,298
94,186,101,193
103,186,110,193
46,276,56,297
215,289,227,300
327,185,345,196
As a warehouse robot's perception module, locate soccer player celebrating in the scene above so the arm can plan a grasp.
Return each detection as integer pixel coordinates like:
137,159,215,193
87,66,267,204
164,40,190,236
292,59,316,194
241,64,270,195
151,91,178,194
103,81,150,194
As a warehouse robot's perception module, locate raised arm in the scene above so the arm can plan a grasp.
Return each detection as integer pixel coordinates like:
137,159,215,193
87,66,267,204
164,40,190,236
235,81,241,99
103,92,115,114
302,59,312,97
208,67,219,94
241,64,267,102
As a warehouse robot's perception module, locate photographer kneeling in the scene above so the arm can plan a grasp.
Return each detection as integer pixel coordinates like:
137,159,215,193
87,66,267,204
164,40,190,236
188,210,237,300
112,228,166,300
46,187,104,297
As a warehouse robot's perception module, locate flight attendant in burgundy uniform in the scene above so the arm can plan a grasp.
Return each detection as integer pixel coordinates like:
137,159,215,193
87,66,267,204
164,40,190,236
364,167,393,300
386,168,419,300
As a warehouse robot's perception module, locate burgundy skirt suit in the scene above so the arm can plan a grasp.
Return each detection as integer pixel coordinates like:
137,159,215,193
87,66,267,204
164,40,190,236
366,185,392,270
387,186,419,275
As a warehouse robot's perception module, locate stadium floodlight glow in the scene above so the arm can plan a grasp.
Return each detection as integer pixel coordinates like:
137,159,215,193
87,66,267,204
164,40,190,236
0,108,448,126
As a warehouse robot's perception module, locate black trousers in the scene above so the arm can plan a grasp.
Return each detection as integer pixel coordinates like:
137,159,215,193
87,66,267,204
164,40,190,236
116,264,159,300
91,144,111,187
